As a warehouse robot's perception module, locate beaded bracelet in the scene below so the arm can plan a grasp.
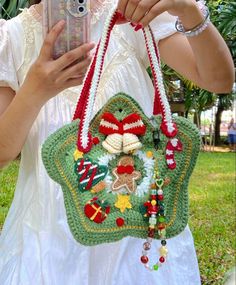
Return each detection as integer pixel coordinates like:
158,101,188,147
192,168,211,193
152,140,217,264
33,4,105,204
175,2,210,37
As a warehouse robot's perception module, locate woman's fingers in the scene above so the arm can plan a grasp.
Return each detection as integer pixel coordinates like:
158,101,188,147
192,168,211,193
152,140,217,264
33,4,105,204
117,0,171,27
139,1,170,27
65,77,86,88
124,0,140,21
117,0,129,15
39,20,65,60
55,43,95,71
58,56,92,81
131,0,159,24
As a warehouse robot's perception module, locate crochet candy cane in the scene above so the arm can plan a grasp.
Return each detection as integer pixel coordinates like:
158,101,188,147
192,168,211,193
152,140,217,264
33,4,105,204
73,9,181,169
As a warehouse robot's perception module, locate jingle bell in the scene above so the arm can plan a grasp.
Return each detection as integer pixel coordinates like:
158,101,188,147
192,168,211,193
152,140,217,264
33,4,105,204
102,133,123,154
123,133,142,153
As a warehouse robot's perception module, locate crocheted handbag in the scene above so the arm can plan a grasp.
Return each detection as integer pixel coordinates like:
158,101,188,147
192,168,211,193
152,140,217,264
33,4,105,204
42,10,201,271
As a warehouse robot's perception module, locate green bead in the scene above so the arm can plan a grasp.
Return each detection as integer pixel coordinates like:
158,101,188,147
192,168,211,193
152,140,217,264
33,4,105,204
159,217,165,223
153,264,159,271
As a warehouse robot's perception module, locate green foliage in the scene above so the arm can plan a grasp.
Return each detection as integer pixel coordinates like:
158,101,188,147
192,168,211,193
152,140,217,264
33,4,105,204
0,0,28,19
208,0,236,63
184,88,217,114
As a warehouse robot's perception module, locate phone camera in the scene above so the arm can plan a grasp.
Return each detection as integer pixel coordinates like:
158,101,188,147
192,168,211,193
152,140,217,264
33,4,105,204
78,0,85,3
78,6,85,13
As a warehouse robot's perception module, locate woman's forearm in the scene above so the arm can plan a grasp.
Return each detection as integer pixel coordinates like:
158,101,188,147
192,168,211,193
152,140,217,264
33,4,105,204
179,4,235,93
0,86,46,168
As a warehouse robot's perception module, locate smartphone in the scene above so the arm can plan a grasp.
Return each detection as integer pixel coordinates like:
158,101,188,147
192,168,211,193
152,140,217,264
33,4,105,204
43,0,91,59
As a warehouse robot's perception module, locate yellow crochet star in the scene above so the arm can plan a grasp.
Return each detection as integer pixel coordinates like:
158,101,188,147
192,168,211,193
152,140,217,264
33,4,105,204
74,149,84,161
114,194,132,213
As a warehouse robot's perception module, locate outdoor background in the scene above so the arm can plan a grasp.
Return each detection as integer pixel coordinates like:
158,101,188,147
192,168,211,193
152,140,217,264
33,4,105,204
0,0,235,284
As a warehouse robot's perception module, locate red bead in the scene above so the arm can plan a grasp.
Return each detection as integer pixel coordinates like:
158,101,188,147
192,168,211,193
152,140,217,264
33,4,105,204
92,137,100,145
148,228,155,238
151,195,157,200
141,255,149,264
158,223,165,230
159,256,165,263
158,195,164,201
116,217,125,227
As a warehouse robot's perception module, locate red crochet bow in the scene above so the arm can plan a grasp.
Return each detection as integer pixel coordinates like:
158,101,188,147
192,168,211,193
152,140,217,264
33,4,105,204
117,165,134,174
99,113,146,135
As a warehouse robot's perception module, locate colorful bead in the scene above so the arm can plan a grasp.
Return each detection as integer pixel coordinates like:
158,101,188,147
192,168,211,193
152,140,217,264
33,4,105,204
157,189,163,195
160,246,168,256
148,228,155,238
141,255,149,264
150,183,156,189
151,200,157,206
161,240,167,246
159,216,165,223
158,223,165,230
153,264,159,271
155,178,164,187
158,194,164,201
149,217,157,225
143,242,151,250
159,256,165,263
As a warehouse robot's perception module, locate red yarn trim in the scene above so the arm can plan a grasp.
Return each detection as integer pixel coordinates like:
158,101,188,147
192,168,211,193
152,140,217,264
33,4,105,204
73,42,100,121
77,131,93,153
76,12,119,152
86,167,98,190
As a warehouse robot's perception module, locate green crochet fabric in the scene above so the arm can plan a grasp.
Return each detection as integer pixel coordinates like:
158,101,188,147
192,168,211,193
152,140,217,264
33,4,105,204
42,93,201,246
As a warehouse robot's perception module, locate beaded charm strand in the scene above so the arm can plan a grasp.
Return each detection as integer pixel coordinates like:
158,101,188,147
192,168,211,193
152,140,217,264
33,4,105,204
141,162,168,271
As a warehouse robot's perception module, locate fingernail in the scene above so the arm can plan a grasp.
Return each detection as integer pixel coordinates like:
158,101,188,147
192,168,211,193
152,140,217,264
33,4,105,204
59,20,65,27
130,22,136,27
116,10,123,17
134,23,143,32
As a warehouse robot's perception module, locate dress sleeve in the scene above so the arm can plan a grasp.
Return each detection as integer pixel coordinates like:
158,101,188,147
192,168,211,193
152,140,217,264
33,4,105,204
0,19,19,91
149,11,177,42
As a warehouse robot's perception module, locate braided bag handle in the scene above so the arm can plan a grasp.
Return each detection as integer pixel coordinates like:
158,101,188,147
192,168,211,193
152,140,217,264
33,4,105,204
73,10,178,153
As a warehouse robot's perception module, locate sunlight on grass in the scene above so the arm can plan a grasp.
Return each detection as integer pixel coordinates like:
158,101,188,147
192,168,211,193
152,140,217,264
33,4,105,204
189,152,235,285
0,153,235,284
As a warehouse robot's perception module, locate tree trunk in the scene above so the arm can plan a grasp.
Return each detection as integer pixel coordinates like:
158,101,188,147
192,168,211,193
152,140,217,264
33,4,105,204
215,101,224,146
193,111,201,129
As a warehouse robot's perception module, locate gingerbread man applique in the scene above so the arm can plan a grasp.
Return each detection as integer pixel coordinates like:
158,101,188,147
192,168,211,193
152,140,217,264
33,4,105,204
112,156,141,194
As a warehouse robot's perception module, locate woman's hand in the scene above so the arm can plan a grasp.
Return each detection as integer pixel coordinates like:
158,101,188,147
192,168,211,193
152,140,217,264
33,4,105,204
22,20,95,104
117,0,199,28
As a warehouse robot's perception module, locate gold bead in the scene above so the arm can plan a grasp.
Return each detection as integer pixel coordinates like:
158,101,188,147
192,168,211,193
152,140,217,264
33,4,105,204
159,246,168,256
151,200,157,206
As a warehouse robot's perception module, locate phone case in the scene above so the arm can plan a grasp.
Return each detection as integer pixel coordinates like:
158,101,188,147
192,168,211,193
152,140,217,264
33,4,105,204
43,0,91,59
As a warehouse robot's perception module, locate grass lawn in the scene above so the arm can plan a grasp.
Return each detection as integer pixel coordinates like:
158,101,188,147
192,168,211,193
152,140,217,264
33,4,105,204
0,152,235,284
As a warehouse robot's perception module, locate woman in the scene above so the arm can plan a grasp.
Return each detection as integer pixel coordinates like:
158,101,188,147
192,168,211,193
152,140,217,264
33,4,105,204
228,118,236,152
0,0,234,284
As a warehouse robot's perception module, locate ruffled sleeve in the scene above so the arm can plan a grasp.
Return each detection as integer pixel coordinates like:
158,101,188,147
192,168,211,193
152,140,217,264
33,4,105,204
0,19,19,91
150,11,177,42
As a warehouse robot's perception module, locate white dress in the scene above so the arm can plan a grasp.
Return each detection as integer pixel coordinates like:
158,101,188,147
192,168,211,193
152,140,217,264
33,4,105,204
0,2,201,285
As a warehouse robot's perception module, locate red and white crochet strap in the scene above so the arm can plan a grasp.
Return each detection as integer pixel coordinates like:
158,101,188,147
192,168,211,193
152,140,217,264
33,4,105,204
74,9,178,153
